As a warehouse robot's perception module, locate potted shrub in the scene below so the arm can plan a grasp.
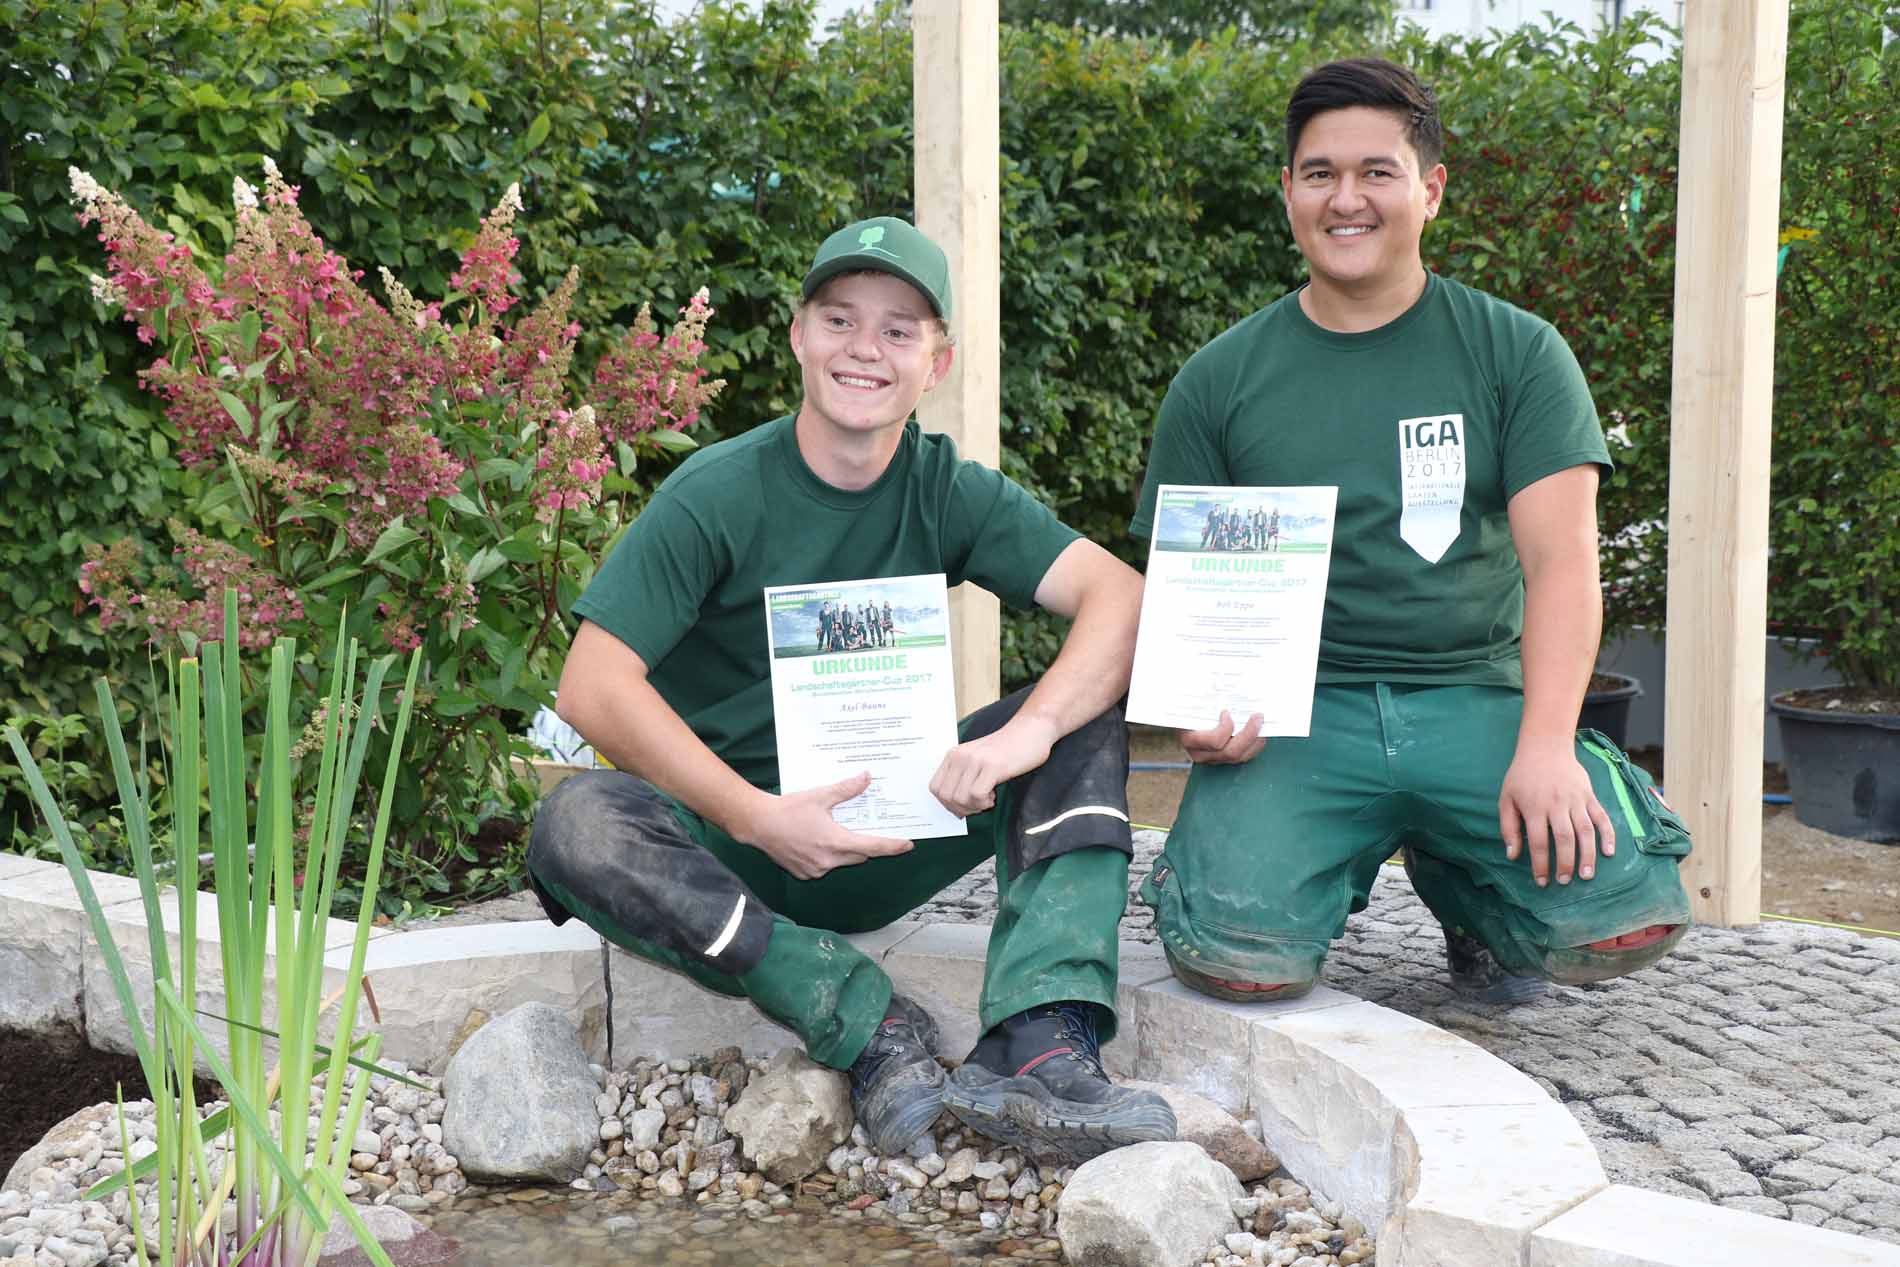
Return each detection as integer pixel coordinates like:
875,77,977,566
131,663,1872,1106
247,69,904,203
1581,667,1644,751
1760,6,1900,841
1766,465,1900,841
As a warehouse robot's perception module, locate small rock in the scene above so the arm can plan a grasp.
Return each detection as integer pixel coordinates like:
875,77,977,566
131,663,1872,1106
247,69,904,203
1058,1141,1242,1267
722,1050,852,1184
943,1148,979,1184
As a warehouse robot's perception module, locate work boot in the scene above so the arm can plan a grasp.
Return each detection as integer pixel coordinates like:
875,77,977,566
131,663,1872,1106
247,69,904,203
1445,928,1549,1005
942,1002,1175,1162
846,994,946,1155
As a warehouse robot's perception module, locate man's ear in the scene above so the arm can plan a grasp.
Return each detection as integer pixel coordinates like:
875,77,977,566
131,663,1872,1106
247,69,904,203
1280,165,1293,221
789,307,806,358
924,339,955,392
1424,163,1448,222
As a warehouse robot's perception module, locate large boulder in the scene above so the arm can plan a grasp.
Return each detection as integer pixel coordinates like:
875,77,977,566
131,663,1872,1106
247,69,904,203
722,1048,851,1184
316,1204,459,1267
442,1002,599,1181
1118,1080,1278,1183
1057,1140,1242,1267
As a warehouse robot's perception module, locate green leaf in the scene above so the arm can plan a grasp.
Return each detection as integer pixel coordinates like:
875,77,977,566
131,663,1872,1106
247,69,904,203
363,519,421,567
648,430,699,453
304,565,363,592
466,546,506,583
215,391,253,438
523,111,552,152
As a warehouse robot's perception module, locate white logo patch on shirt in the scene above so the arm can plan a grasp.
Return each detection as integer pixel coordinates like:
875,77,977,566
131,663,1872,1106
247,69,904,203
1397,414,1466,564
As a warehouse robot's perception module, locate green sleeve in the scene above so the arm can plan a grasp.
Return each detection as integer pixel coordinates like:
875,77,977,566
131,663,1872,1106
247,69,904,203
1131,360,1230,542
1499,321,1613,499
946,463,1081,610
570,489,719,670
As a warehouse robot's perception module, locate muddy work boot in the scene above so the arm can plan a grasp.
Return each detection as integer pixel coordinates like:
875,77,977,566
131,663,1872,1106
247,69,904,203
846,994,946,1155
942,1002,1175,1162
1445,929,1549,1005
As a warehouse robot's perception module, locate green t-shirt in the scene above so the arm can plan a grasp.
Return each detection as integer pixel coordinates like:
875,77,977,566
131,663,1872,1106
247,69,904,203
574,416,1079,790
1130,274,1610,688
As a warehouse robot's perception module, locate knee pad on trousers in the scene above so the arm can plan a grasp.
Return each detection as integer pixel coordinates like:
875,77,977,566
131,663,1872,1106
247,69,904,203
1542,922,1686,985
1164,945,1320,1004
527,770,774,977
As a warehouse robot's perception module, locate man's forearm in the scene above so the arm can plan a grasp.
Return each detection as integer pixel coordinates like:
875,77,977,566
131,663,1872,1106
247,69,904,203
1517,554,1601,750
559,663,769,843
1012,566,1143,742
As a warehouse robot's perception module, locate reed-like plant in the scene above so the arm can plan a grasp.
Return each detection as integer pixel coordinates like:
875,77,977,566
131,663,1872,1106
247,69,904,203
3,592,422,1267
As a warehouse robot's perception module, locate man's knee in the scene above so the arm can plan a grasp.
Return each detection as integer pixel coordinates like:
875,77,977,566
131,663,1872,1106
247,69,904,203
1544,921,1687,985
1167,949,1320,1004
529,769,679,876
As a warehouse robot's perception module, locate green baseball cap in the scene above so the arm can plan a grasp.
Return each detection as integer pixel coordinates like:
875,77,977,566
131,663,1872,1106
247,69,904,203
801,216,953,320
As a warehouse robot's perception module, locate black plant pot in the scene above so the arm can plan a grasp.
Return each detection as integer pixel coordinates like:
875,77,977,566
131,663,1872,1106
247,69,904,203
1769,694,1900,842
1580,671,1642,751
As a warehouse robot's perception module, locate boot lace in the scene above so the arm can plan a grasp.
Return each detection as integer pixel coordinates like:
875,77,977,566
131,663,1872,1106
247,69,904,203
1051,1002,1107,1078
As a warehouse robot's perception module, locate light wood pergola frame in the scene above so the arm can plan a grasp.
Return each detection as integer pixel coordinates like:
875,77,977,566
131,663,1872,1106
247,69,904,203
912,0,1788,928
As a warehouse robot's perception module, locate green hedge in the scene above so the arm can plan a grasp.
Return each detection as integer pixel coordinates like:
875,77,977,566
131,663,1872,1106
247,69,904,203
5,0,1898,865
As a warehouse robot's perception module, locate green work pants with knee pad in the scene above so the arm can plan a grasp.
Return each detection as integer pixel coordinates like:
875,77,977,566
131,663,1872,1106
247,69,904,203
535,788,1132,1072
1139,682,1692,987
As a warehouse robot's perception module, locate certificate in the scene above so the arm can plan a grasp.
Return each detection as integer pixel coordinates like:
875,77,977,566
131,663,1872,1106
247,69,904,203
1127,485,1337,735
764,573,966,838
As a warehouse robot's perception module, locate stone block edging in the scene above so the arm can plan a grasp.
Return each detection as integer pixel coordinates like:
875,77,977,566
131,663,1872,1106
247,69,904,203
4,854,1896,1267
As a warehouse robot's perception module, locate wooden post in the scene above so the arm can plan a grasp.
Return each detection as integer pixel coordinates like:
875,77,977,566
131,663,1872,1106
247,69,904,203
1664,0,1789,926
913,0,1002,718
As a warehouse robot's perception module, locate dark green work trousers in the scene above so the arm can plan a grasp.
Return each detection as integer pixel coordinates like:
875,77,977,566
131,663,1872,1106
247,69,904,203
527,696,1134,1071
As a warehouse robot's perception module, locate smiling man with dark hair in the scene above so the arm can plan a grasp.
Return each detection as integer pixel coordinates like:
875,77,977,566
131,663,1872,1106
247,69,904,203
1132,58,1693,1006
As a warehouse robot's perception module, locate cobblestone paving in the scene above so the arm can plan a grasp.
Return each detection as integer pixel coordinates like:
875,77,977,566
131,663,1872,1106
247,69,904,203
910,829,1900,1246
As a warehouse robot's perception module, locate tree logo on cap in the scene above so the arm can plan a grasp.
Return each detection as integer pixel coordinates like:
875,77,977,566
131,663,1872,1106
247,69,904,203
858,225,886,248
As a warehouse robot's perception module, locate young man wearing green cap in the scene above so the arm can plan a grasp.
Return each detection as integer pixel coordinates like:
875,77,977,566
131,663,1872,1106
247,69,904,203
529,216,1172,1162
1131,59,1692,1007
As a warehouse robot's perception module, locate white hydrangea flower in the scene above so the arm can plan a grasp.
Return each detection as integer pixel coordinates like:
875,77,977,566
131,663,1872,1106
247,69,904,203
88,273,127,306
68,166,104,205
233,177,259,211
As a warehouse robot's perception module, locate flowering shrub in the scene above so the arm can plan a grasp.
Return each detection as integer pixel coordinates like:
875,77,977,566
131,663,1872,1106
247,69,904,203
69,162,724,910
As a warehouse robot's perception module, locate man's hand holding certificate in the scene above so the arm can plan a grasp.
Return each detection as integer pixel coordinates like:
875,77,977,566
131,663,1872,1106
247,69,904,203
765,573,967,837
1127,485,1337,736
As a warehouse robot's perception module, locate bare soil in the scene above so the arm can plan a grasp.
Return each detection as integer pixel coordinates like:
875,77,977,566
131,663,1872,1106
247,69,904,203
1776,685,1900,716
1126,725,1900,936
0,1028,218,1184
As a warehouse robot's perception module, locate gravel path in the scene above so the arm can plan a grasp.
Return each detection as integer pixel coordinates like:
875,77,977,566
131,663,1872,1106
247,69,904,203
911,829,1900,1247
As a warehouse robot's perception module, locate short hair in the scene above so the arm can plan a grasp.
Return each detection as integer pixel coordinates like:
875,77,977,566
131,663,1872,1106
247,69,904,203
1284,58,1444,172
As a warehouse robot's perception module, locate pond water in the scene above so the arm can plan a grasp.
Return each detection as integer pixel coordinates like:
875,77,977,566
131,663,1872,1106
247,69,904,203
421,1190,1063,1266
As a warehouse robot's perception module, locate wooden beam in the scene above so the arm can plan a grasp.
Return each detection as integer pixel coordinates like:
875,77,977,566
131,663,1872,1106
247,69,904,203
913,0,1002,718
1664,0,1789,927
